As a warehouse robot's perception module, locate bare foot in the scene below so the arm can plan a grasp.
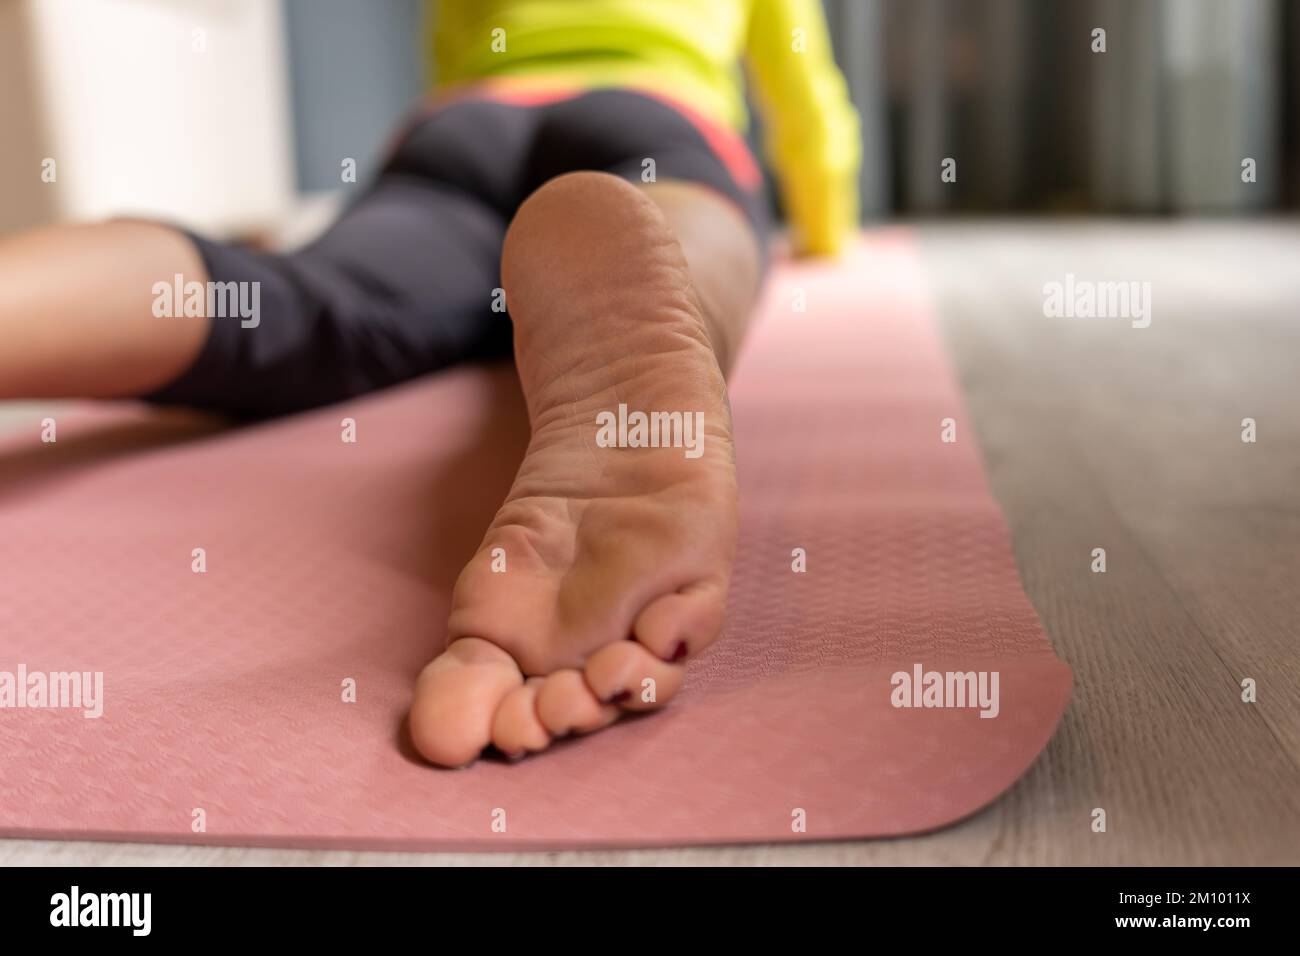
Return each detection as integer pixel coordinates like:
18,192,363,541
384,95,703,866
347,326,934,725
409,172,738,766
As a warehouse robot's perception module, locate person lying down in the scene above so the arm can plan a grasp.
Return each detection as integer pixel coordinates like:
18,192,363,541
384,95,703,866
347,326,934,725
0,0,860,766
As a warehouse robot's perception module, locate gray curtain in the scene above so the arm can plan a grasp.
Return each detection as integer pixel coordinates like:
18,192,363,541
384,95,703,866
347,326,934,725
282,0,424,193
826,0,1294,215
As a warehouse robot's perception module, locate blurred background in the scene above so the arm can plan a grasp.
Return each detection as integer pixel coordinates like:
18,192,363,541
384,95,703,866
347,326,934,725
1,0,1297,238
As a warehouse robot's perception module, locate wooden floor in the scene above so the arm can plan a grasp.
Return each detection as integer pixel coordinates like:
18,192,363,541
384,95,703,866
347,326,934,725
3,221,1297,865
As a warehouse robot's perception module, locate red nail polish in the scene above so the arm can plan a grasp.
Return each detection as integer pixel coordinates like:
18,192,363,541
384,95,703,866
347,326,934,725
670,641,688,662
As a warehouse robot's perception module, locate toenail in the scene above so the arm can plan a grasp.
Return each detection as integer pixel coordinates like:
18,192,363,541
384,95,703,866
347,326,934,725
608,690,632,704
669,641,688,662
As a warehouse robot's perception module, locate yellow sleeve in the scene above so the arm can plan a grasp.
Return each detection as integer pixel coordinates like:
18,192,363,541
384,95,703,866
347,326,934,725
744,0,861,256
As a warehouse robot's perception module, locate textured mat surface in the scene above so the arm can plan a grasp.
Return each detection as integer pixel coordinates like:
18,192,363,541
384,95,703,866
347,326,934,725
0,234,1070,849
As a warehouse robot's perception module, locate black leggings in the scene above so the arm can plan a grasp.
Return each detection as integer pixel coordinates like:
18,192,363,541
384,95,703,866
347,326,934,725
145,87,769,418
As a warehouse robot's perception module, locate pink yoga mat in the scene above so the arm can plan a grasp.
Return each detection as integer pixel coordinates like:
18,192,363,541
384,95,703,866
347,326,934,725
0,233,1070,849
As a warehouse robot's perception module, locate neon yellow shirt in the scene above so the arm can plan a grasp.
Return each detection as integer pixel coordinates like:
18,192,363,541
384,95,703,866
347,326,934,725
429,0,861,255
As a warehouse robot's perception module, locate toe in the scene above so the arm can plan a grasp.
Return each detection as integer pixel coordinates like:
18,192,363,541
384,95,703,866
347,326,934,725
632,580,727,663
491,678,551,757
409,637,523,768
535,669,620,737
584,641,685,711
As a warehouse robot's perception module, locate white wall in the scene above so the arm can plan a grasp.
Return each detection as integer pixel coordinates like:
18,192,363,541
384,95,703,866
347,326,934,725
0,0,295,237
